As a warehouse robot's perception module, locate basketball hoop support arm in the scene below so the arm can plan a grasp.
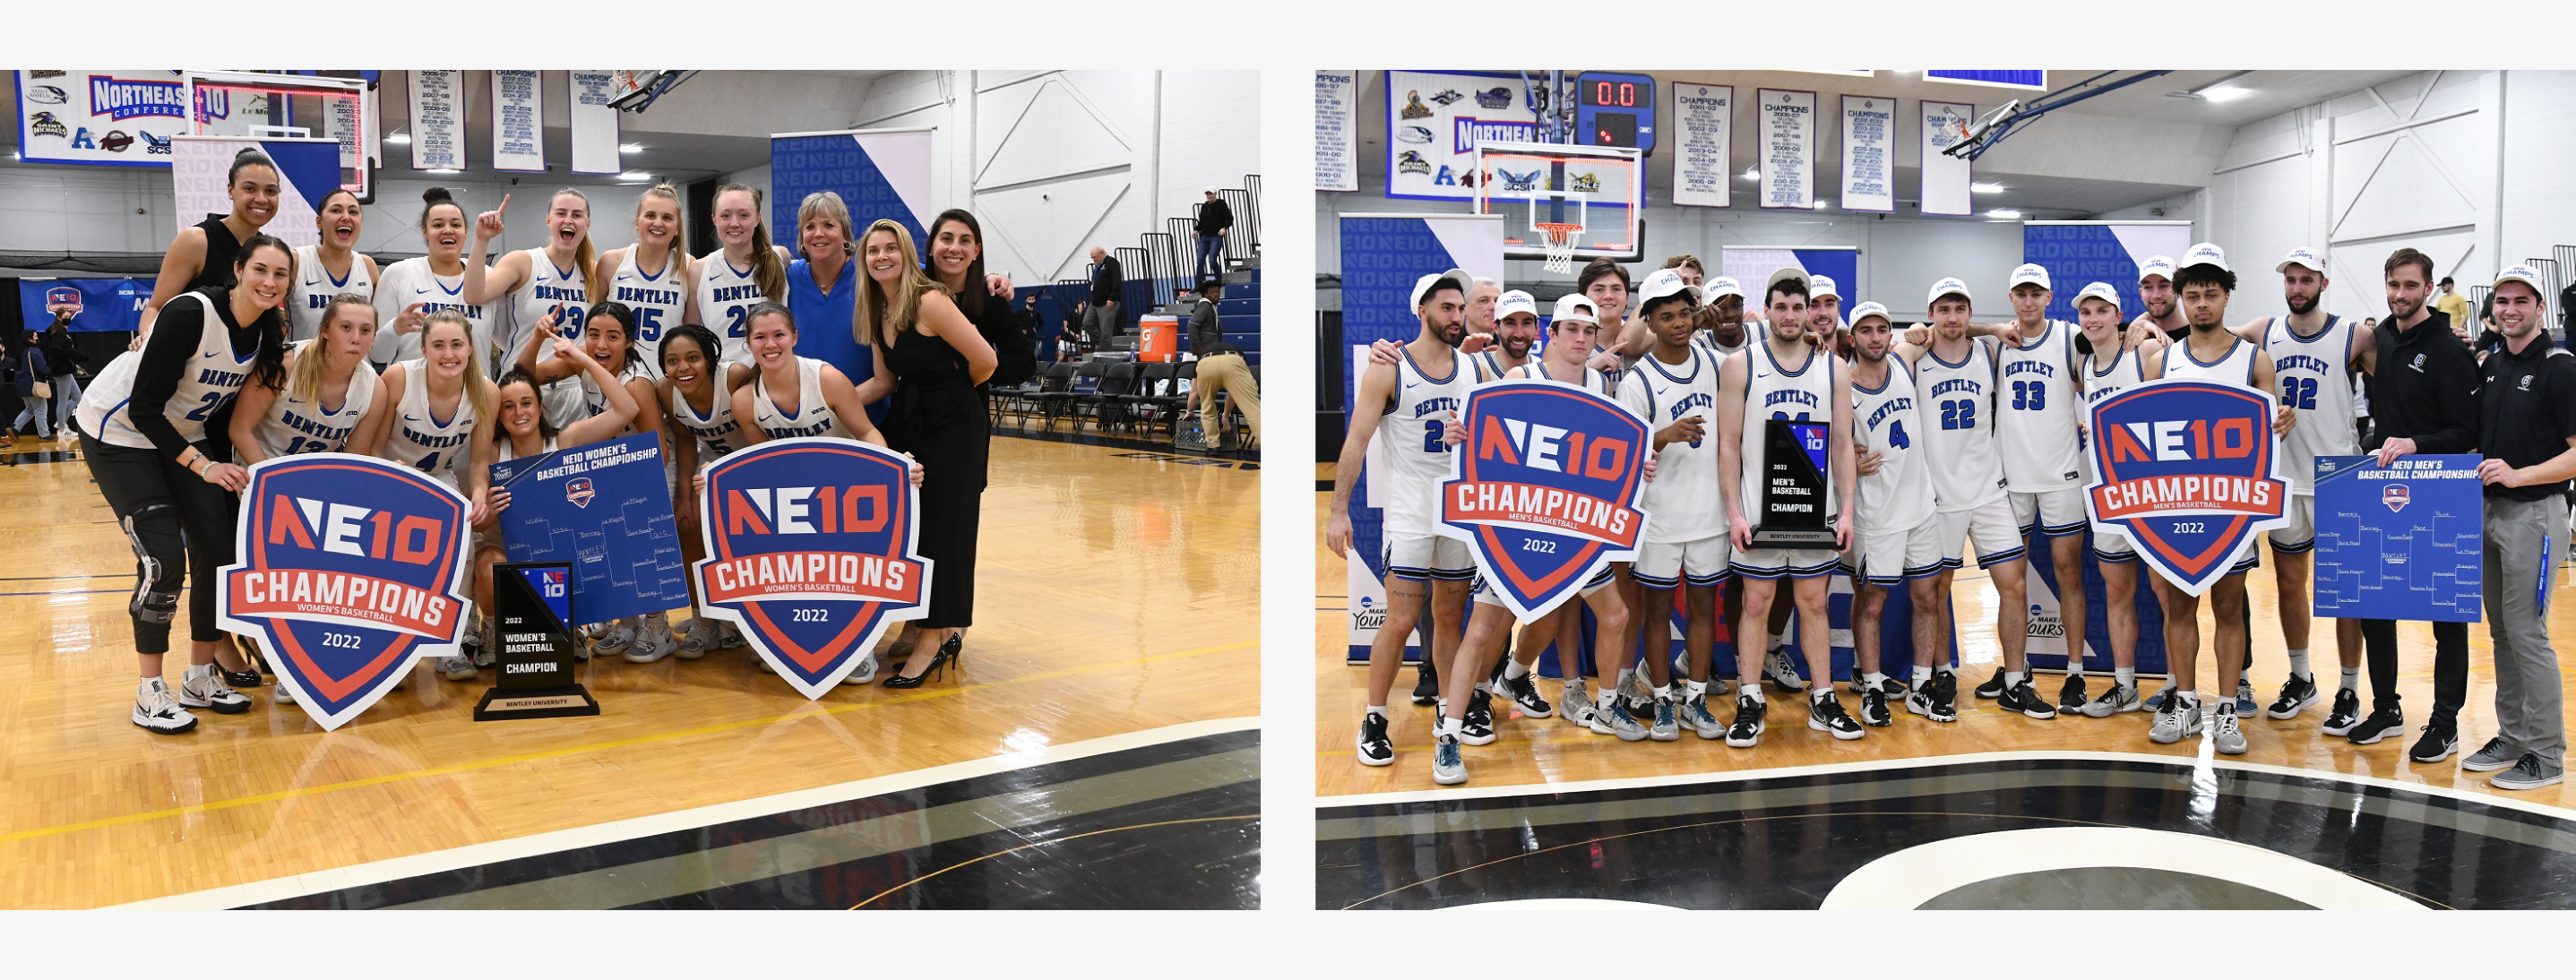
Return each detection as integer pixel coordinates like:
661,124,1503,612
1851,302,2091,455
1951,70,2172,161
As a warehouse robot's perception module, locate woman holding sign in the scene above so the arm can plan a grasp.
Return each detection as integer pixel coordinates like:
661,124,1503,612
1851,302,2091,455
509,300,675,662
374,188,500,371
74,234,293,734
593,184,694,379
463,189,599,431
857,216,995,687
659,322,754,657
691,184,792,367
465,341,645,675
286,190,378,345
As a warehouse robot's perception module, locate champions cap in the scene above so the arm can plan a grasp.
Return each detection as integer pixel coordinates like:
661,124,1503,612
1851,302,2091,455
1808,274,1840,300
1764,267,1813,301
2008,263,2052,291
2139,255,2178,284
2277,246,2325,274
2074,281,2124,311
1634,267,1702,309
1550,294,1598,325
2494,264,2548,299
1926,276,1973,306
2179,242,2228,274
1847,301,1891,326
1702,276,1746,302
1495,289,1540,322
1412,268,1475,309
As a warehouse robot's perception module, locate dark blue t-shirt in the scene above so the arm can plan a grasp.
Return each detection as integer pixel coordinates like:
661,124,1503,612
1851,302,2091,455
787,257,884,425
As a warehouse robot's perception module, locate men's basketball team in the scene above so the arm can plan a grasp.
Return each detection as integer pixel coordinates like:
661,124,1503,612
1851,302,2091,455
1326,244,2573,792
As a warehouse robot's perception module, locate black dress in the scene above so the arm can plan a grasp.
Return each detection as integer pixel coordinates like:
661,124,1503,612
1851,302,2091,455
878,296,993,630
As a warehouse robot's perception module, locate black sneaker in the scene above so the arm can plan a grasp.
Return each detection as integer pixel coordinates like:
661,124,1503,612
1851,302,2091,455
2319,688,2363,735
2409,718,2458,762
1725,695,1768,749
2346,706,2405,745
220,663,263,690
1356,712,1393,766
2057,674,2089,714
1410,658,1440,706
1974,669,2007,700
2268,675,2321,719
1998,678,2059,719
1460,689,1497,746
1859,686,1893,726
1497,671,1553,718
1932,670,1960,718
1809,695,1865,740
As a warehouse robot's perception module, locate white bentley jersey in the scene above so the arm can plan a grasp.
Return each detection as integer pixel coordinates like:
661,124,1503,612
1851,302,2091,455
382,360,478,490
1618,348,1721,543
288,245,374,345
250,340,377,458
372,256,499,370
1737,340,1839,527
76,291,259,451
751,356,857,442
695,249,777,366
1852,355,1936,536
1371,346,1472,537
2079,341,2147,483
1994,320,2085,491
668,380,748,461
2262,314,2359,494
604,248,687,380
1914,338,2006,512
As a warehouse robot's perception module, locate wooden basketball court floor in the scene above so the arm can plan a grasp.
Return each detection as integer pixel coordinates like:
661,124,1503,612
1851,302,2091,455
0,431,1257,909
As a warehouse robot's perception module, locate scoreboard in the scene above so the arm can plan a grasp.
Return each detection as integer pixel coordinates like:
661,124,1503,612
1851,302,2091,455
1574,72,1656,152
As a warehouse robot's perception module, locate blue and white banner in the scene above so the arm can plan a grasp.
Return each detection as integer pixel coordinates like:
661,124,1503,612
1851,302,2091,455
2020,527,2171,675
567,71,624,176
14,70,188,168
1920,101,1975,217
2313,454,2484,623
1671,82,1733,209
488,70,545,173
1720,247,1857,307
20,278,148,333
2023,222,2194,322
1927,71,2047,90
1384,70,1529,202
1337,212,1504,659
172,135,339,249
409,70,467,170
1757,89,1815,211
770,127,934,255
488,434,692,628
1840,95,1896,213
1315,71,1357,193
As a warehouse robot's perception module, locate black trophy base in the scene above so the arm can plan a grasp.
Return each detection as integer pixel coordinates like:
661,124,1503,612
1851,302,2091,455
474,684,601,721
1747,527,1841,549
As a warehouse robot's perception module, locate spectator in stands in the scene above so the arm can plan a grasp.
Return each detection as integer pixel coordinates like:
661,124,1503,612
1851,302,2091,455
1193,338,1259,448
1049,299,1081,363
1189,279,1224,355
2435,276,2473,340
1021,292,1047,363
1195,188,1234,280
1088,245,1123,351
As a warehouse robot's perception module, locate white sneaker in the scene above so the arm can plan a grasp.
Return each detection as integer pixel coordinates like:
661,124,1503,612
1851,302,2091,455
623,613,677,664
673,616,713,660
133,678,198,734
177,664,251,714
439,655,477,681
591,618,637,655
472,616,497,668
1762,646,1808,692
274,682,297,705
842,652,879,684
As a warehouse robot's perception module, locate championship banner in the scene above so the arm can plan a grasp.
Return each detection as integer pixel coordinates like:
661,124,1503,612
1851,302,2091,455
1920,101,1975,217
694,438,932,699
1756,89,1815,210
15,70,188,168
19,278,148,333
219,454,473,731
1670,82,1733,209
2085,379,2290,596
770,127,934,257
488,70,545,173
2312,454,2484,623
1383,70,1528,202
488,434,691,627
1720,246,1857,308
1337,213,1504,660
172,136,339,248
567,71,624,176
1839,95,1896,213
1315,71,1357,192
2023,221,2193,322
408,70,467,170
1435,380,1652,621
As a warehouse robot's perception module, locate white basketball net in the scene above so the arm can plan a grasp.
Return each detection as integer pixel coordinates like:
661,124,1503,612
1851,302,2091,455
1537,223,1582,275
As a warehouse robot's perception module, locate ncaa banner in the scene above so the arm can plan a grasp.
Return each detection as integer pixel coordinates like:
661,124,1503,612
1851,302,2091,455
567,71,624,175
489,433,692,627
771,127,934,254
219,454,473,731
20,278,148,333
488,70,545,173
1434,380,1651,622
172,136,340,249
15,70,189,168
1383,70,1530,202
2020,526,2172,675
1337,213,1503,659
1756,89,1815,210
1839,95,1897,213
2312,454,2483,623
1670,83,1732,209
2024,221,2193,322
1920,101,1976,217
1314,71,1357,192
695,438,931,699
2086,380,2290,596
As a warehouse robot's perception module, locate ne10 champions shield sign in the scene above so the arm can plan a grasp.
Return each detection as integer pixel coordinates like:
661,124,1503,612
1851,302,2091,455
219,454,473,730
694,438,931,699
1435,380,1651,621
2085,379,2288,596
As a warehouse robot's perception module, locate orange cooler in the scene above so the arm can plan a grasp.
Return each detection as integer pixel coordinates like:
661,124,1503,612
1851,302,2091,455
1137,315,1178,362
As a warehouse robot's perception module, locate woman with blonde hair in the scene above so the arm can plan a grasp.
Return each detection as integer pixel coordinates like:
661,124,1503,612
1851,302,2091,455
376,310,500,678
595,183,693,379
462,188,599,429
783,191,876,424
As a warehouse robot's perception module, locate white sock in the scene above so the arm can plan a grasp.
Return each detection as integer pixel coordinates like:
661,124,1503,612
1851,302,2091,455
2066,657,2085,677
1685,678,1707,699
1366,705,1386,719
2004,670,2026,688
1598,686,1618,709
1655,683,1675,703
1439,714,1462,736
1503,659,1529,680
2287,648,2312,679
2339,666,2360,692
1934,662,1956,678
1810,687,1832,703
2116,666,2136,689
2184,690,2207,709
1475,679,1493,693
1863,671,1888,688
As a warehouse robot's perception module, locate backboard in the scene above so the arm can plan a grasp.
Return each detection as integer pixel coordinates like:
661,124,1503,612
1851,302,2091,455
1470,140,1642,263
184,71,372,202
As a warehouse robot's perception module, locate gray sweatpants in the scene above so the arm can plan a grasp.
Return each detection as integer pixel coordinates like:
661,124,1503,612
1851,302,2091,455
2482,494,2569,768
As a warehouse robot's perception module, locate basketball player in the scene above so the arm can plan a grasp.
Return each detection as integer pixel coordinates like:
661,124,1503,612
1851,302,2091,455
2070,283,2165,717
288,190,378,345
1409,276,1502,703
1664,254,1706,288
1717,270,1861,745
1582,258,1635,373
1898,277,2057,719
1620,271,1732,739
512,302,675,662
692,184,793,367
462,191,599,430
470,343,646,672
1325,271,1476,769
1693,277,1752,361
378,311,501,677
2468,265,2574,790
2132,255,2187,341
1983,264,2095,711
594,184,693,381
660,322,755,657
2141,244,2292,755
1846,302,1946,725
375,188,499,372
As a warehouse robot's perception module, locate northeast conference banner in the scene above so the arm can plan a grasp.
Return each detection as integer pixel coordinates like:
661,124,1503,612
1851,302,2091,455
1757,89,1815,210
567,71,624,176
2022,222,2194,322
488,70,544,173
172,136,340,248
14,70,188,167
1336,213,1503,658
770,128,935,255
1840,95,1896,213
1670,82,1732,209
409,70,467,170
1383,70,1529,202
20,279,148,332
1920,101,1976,217
1314,71,1357,192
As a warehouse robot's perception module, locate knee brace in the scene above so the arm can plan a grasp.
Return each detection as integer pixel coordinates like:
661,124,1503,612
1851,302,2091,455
121,504,184,624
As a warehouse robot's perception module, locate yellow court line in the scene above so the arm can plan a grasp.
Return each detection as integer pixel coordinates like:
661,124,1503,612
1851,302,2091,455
0,639,1255,845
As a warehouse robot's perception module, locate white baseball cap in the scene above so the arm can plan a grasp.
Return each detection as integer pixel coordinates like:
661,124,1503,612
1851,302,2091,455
2180,242,2228,274
2074,281,2124,312
2277,246,2325,274
1634,267,1702,310
1702,276,1746,302
2008,263,2052,291
1495,289,1540,322
1550,293,1598,326
1926,276,1973,306
2494,264,2549,299
1412,268,1475,309
1847,301,1891,327
1765,267,1812,303
1204,185,1219,193
1809,274,1840,300
2139,255,2178,285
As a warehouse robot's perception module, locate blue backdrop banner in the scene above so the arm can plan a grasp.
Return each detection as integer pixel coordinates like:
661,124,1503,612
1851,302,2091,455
2023,222,2193,322
769,129,933,256
488,434,691,627
20,278,149,333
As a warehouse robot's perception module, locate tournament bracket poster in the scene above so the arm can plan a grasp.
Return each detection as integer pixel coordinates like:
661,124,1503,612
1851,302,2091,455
219,454,473,730
1434,379,1651,622
488,434,691,627
2085,379,2290,597
2023,221,2192,323
1383,70,1530,202
1336,213,1503,661
770,127,933,252
694,438,931,698
2311,454,2483,623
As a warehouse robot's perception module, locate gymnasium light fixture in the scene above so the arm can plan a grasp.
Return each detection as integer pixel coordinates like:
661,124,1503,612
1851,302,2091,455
2165,71,2253,102
620,143,644,154
1986,209,2023,219
426,168,460,175
1971,182,2005,194
617,171,652,182
1740,168,1760,182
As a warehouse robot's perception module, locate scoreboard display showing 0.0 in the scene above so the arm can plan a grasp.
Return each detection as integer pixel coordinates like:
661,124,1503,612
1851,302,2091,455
1575,72,1656,152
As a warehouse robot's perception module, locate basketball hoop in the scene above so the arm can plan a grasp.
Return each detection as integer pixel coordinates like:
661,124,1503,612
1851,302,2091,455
1537,223,1583,275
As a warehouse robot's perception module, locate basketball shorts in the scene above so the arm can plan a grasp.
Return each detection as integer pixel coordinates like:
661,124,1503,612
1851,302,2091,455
1633,535,1733,588
2268,494,2317,554
1859,514,1946,588
1735,536,1846,580
1937,496,2027,569
1383,531,1473,582
2093,527,2136,563
2010,486,2089,537
1472,566,1615,610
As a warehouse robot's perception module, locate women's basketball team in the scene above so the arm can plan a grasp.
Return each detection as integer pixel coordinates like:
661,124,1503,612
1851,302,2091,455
79,149,999,734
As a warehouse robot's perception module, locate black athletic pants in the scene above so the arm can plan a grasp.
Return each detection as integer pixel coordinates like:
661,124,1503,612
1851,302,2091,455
2358,617,2468,719
81,432,233,654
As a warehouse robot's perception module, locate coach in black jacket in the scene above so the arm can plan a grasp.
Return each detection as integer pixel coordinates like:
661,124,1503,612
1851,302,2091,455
1194,188,1234,280
2347,247,2483,761
1086,246,1123,351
